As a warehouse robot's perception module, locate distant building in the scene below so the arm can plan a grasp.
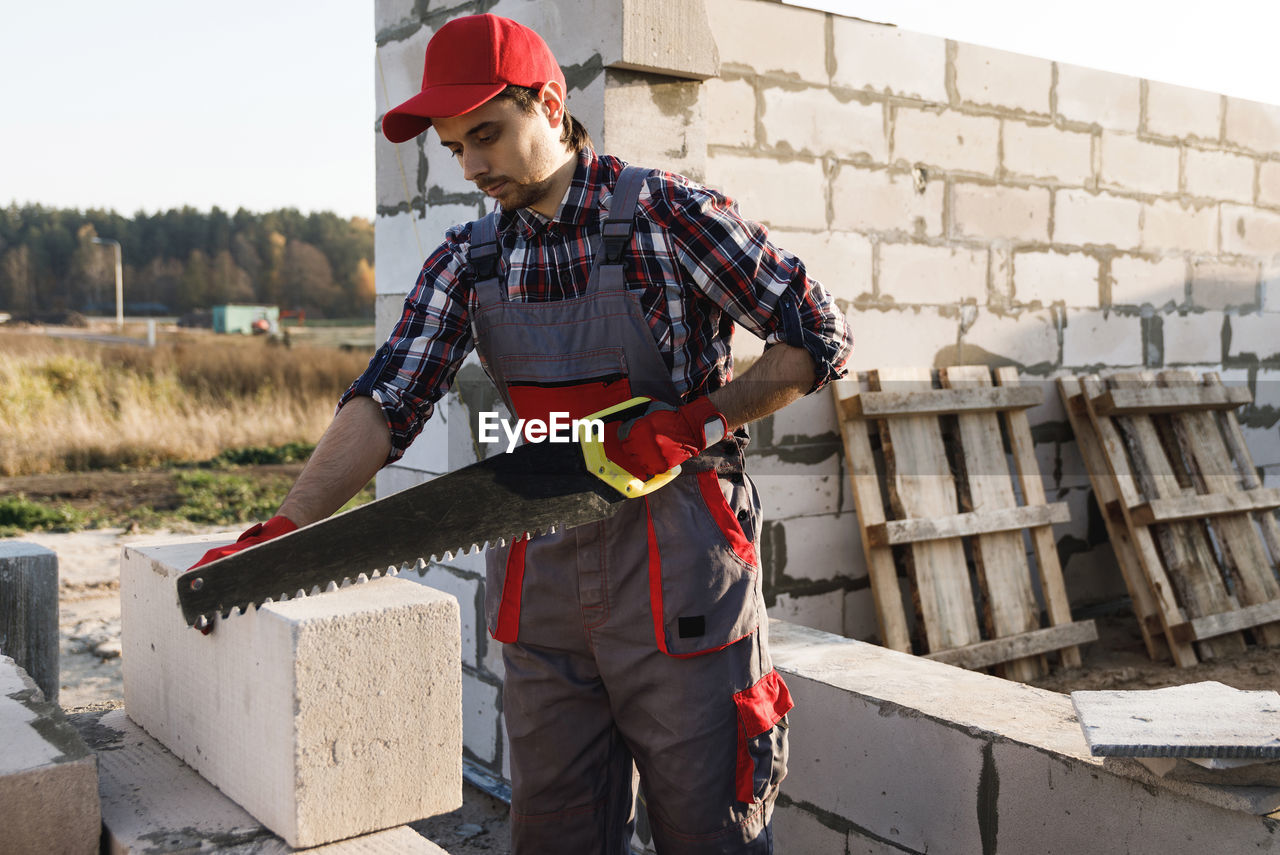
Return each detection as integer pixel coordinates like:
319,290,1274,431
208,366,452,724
212,304,279,335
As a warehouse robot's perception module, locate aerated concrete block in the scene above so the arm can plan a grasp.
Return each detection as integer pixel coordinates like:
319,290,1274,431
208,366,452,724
0,655,100,855
121,539,462,849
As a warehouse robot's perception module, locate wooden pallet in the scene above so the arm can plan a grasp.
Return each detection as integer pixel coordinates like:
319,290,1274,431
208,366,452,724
1060,371,1280,667
834,366,1097,681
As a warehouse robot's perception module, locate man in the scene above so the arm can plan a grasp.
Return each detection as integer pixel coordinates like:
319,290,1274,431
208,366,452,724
197,13,852,854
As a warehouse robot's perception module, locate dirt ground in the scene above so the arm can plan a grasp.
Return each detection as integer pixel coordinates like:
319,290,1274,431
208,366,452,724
6,469,1279,854
1,464,307,521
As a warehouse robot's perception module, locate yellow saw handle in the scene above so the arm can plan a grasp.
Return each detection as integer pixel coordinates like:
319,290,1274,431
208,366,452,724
581,396,681,498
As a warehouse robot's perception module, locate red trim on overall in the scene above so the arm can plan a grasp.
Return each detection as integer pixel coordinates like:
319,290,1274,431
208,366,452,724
644,498,669,654
506,378,633,426
493,534,529,642
696,469,758,566
733,670,794,804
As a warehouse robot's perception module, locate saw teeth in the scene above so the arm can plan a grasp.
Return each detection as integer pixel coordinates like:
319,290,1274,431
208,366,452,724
356,573,369,584
325,581,339,593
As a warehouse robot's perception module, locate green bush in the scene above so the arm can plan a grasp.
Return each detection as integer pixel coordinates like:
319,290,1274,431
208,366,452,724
206,442,316,466
172,471,292,526
0,495,84,536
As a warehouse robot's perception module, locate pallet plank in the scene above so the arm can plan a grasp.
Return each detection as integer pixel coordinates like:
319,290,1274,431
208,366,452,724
1091,385,1252,415
1108,372,1247,659
1079,375,1199,667
1169,600,1280,644
867,503,1070,546
942,366,1043,680
1209,374,1280,570
832,378,913,652
925,620,1099,670
841,385,1042,418
1058,378,1166,662
1126,489,1280,526
1160,371,1280,646
998,368,1083,667
872,367,983,653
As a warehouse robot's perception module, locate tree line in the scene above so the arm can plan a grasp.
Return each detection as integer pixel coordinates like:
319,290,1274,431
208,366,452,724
0,204,375,320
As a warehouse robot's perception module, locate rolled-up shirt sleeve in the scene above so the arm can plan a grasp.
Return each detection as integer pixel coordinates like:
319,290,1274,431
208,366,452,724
657,176,853,393
337,226,475,463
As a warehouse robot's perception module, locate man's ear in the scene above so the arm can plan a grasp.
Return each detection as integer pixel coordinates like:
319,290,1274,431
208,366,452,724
538,81,567,130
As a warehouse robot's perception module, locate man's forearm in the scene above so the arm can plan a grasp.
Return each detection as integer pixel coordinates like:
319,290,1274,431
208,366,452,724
709,343,816,431
277,395,392,527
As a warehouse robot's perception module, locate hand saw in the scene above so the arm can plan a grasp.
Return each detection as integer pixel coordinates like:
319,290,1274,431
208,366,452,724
175,398,677,628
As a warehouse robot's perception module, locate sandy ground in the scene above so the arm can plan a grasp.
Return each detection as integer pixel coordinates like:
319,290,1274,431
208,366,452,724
3,526,512,854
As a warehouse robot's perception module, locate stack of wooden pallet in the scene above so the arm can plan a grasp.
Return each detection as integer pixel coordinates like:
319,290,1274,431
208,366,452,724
1059,371,1280,667
833,366,1098,682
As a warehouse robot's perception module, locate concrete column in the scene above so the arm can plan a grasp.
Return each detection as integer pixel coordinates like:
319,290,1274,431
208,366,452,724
0,542,59,705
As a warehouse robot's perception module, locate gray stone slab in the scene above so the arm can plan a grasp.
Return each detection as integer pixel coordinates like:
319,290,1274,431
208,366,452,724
1072,682,1280,758
1103,758,1280,816
0,655,100,855
1131,755,1280,787
69,707,449,854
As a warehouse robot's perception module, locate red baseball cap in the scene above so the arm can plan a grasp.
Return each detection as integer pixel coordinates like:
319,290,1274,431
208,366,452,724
381,14,566,143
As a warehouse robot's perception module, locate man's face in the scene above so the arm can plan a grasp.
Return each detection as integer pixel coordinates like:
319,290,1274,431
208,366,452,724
434,95,566,216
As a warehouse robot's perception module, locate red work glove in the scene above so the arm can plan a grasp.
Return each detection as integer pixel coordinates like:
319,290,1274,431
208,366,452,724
190,515,299,570
604,397,728,481
188,515,298,635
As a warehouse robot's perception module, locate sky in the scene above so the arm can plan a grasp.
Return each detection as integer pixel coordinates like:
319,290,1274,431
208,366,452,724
3,1,1278,221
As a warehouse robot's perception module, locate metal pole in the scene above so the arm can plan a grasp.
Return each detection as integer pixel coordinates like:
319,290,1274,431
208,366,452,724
92,237,123,329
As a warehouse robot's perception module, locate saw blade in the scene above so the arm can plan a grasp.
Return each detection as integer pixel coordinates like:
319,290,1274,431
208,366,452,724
176,439,627,627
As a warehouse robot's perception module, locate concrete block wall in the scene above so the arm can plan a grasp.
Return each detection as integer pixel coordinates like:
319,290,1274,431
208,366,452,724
372,0,1280,790
698,0,1280,636
769,620,1280,853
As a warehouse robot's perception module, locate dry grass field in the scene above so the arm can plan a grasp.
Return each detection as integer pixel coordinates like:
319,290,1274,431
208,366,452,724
0,328,374,476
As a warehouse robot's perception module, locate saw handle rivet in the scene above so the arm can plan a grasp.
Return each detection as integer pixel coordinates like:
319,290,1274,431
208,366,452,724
190,577,204,592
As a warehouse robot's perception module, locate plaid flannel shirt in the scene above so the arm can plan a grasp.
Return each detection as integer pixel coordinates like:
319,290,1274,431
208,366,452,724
341,148,853,461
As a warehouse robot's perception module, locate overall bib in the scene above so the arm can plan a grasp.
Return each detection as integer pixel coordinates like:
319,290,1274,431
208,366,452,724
467,166,792,855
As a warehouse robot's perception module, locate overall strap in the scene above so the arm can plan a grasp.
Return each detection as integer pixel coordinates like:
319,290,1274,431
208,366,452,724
468,211,504,306
592,165,651,294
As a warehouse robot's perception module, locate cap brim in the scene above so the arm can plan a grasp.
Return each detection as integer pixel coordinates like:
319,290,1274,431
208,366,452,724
381,82,508,143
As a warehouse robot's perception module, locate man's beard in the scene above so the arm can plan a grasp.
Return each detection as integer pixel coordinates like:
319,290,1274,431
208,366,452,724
483,174,557,212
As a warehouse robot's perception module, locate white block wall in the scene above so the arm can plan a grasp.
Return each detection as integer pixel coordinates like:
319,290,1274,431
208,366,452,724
373,0,1280,793
121,539,462,849
769,620,1279,854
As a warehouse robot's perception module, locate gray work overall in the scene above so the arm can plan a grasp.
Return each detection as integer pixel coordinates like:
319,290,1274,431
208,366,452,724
466,166,791,854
